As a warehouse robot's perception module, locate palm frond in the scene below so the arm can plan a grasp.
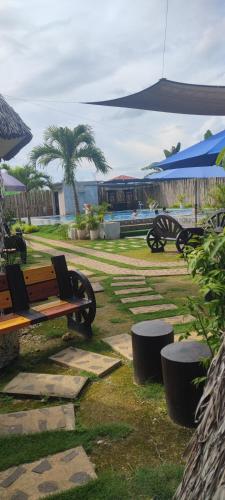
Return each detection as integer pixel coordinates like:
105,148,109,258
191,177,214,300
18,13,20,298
30,144,62,167
76,145,110,174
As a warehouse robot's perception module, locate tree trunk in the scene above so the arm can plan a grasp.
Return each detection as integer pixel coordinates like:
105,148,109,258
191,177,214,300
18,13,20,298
174,335,225,500
71,180,80,215
25,191,31,225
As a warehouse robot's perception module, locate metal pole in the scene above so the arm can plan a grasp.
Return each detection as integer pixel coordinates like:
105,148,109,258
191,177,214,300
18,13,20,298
0,161,5,250
194,178,198,226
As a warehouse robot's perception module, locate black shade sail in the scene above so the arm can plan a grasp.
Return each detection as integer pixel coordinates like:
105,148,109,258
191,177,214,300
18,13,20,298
86,78,225,116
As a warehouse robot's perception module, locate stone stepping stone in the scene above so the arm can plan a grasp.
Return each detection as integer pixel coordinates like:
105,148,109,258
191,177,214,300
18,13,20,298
111,281,146,287
113,276,147,281
114,287,153,295
121,294,163,304
0,403,75,436
129,304,177,315
50,347,121,377
91,282,104,293
0,445,96,499
2,373,88,400
103,334,133,361
161,314,195,325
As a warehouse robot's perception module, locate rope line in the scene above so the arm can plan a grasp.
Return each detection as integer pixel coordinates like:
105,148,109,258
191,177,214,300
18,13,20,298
161,0,169,78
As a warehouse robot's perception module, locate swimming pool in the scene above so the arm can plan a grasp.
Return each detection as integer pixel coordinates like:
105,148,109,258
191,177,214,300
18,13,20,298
30,208,193,225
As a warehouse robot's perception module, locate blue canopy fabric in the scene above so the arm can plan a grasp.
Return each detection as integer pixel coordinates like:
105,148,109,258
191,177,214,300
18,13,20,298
148,165,225,180
155,130,225,170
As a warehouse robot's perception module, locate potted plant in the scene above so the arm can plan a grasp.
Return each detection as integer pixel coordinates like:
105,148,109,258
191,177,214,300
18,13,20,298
86,214,99,240
68,223,77,240
75,214,87,239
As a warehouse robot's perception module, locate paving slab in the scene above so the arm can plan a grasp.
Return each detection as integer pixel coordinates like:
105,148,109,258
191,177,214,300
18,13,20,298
0,404,75,436
121,294,163,304
111,281,146,287
103,334,133,361
161,314,195,325
129,304,178,315
113,276,147,281
91,282,104,293
2,373,88,400
0,445,96,500
50,347,121,377
114,287,153,295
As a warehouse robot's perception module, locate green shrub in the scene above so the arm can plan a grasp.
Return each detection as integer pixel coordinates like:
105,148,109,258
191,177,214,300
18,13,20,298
75,214,87,230
11,222,39,234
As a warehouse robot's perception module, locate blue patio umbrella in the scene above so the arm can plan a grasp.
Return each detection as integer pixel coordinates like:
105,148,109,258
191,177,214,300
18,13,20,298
155,130,225,171
147,165,225,224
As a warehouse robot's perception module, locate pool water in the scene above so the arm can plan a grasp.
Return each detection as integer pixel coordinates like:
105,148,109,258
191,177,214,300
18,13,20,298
30,208,193,225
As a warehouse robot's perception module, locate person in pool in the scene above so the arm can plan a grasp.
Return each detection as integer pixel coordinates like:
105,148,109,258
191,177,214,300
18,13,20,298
131,209,138,219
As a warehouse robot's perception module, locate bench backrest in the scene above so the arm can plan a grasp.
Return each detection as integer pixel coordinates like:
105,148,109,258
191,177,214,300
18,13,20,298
0,256,71,312
153,214,183,239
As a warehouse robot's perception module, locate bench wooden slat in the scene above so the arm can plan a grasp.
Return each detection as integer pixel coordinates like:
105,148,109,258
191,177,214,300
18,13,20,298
0,298,92,334
23,266,56,285
0,290,12,309
0,274,8,292
27,279,59,302
0,314,31,334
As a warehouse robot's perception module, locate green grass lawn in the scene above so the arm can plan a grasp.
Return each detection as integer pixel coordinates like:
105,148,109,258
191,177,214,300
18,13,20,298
0,235,198,499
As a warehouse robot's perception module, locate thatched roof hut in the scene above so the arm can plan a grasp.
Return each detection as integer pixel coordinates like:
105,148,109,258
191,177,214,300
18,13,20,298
0,94,32,160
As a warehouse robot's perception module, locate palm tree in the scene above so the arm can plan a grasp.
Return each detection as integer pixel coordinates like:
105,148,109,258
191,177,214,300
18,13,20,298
163,142,181,158
30,125,110,214
7,165,51,224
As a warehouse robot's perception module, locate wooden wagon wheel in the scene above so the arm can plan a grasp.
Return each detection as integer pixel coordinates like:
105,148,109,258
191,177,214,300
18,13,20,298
205,209,225,232
176,228,204,253
146,228,166,252
67,270,96,336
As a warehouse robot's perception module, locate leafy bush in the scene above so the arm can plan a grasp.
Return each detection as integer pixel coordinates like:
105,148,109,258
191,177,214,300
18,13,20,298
75,214,86,230
11,222,39,234
184,230,225,358
208,184,225,208
86,214,99,230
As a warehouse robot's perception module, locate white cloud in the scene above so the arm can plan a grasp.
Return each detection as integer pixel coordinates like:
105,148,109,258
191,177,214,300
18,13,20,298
1,0,225,182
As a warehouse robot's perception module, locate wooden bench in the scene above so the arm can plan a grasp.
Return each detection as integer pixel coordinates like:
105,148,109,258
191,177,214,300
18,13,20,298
0,255,96,368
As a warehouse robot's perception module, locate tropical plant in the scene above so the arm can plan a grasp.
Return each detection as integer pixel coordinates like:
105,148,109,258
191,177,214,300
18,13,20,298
182,231,225,358
176,194,186,206
147,196,158,209
6,165,51,224
163,142,181,158
208,184,225,208
74,214,86,230
30,125,110,215
204,129,213,140
11,221,39,234
86,214,99,230
93,202,110,222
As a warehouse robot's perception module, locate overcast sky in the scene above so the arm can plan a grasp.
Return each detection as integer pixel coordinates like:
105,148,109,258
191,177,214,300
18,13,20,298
1,0,225,182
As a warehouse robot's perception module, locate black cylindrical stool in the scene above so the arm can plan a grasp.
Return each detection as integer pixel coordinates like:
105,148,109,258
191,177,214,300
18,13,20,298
131,319,174,384
161,341,211,428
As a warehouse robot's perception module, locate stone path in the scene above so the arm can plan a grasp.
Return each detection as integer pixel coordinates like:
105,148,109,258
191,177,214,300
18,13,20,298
113,276,148,281
129,304,178,315
27,238,188,277
120,294,163,304
159,314,195,325
0,446,96,500
114,287,153,295
0,404,75,436
28,235,186,269
111,280,146,287
50,347,121,377
91,282,104,293
103,334,133,361
2,373,88,400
